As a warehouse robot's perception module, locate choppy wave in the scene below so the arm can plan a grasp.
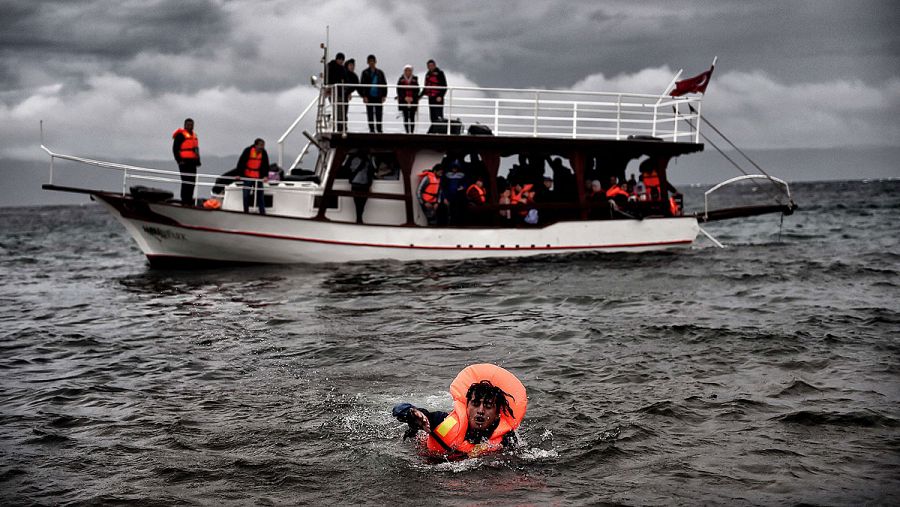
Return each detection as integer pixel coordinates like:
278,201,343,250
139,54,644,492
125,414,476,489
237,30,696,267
1,180,899,504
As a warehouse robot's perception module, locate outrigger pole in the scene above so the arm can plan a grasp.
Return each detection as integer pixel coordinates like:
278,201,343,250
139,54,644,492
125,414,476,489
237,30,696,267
685,109,793,206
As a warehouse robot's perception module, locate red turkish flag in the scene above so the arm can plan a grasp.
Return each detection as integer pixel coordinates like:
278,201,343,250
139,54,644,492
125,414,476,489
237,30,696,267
670,65,715,97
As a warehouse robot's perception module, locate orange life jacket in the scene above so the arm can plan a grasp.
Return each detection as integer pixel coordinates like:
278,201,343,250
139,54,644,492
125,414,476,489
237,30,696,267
643,170,660,199
424,364,528,458
420,171,440,203
244,147,263,178
173,129,199,160
510,184,533,205
202,198,221,209
606,185,629,199
669,196,680,216
467,184,486,204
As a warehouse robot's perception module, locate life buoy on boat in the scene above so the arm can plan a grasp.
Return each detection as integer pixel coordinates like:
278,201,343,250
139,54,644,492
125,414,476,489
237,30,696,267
425,363,527,456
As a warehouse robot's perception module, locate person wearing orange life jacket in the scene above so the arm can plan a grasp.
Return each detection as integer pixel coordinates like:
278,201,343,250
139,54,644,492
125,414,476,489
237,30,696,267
642,169,662,201
606,180,630,205
172,118,201,206
417,163,445,225
466,178,486,206
393,364,527,459
236,138,270,214
465,176,487,225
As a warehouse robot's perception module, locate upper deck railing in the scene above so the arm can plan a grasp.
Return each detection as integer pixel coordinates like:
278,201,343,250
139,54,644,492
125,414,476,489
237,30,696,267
277,83,703,170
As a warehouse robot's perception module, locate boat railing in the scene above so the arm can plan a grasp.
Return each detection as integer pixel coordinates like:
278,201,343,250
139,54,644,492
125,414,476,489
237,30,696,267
704,174,792,221
40,144,281,197
275,83,703,173
319,84,701,140
276,94,320,170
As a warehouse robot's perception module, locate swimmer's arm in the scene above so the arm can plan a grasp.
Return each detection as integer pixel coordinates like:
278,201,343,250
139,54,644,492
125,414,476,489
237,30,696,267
501,430,519,448
392,403,448,434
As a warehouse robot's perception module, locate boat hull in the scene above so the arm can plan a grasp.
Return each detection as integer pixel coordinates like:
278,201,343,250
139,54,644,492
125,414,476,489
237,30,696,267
95,194,699,265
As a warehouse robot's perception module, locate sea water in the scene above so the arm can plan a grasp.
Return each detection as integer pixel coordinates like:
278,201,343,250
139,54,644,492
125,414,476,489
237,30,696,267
0,180,898,504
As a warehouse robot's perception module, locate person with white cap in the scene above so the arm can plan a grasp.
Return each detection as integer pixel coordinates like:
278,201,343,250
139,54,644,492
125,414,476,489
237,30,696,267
396,64,420,133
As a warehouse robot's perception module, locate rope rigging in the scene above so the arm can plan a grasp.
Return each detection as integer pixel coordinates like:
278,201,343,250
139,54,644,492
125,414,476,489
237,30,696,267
684,104,795,207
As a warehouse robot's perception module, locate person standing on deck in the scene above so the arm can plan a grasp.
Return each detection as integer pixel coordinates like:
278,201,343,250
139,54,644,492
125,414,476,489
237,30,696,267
172,118,200,206
325,52,347,131
423,59,447,123
341,58,360,131
236,138,269,214
360,55,388,133
396,65,420,133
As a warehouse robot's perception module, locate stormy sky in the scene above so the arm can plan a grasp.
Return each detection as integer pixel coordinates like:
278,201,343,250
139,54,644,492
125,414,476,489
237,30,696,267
1,0,899,203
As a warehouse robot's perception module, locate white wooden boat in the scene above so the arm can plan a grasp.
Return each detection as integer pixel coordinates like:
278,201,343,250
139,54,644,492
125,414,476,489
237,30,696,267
41,49,794,267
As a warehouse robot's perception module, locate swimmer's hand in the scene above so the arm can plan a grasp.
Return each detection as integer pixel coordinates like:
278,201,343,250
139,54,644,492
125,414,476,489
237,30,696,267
409,408,431,433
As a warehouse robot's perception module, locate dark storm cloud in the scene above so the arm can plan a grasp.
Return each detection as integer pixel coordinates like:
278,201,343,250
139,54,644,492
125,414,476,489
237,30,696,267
0,0,229,92
424,0,900,88
0,0,227,56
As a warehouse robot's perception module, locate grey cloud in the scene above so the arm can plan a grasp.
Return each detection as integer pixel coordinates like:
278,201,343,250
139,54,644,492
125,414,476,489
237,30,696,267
424,0,899,88
0,0,228,56
0,0,229,93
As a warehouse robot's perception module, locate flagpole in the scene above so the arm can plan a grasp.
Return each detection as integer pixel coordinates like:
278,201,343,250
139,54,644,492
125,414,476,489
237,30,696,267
653,69,682,137
658,69,683,103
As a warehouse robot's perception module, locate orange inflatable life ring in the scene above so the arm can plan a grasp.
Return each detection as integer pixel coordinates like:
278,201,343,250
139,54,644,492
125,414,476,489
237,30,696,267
425,363,527,457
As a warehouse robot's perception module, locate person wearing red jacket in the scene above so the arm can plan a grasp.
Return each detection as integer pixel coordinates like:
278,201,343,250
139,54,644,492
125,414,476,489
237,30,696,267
423,59,447,123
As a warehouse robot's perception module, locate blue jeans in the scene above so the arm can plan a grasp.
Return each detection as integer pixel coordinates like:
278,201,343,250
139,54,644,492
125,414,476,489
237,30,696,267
242,180,266,214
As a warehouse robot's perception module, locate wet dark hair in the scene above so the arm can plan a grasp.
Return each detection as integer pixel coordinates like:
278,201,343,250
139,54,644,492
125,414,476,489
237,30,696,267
466,380,514,418
335,52,345,60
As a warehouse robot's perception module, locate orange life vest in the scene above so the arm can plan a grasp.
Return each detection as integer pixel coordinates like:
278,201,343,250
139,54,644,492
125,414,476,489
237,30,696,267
643,170,660,199
425,364,528,457
510,184,533,205
420,171,440,203
606,185,629,199
244,147,263,178
202,198,221,209
467,184,486,204
173,129,199,160
669,196,680,216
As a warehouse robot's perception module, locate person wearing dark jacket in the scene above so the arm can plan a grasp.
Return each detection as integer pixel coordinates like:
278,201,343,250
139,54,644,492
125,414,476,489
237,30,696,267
396,65,420,133
360,54,388,133
341,58,360,131
326,52,347,131
423,59,448,123
325,52,346,87
236,138,270,214
346,149,374,223
172,118,201,206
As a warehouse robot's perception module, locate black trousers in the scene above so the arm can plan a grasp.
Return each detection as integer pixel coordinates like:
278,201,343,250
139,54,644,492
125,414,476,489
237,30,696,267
365,101,383,132
399,105,417,133
428,96,444,122
178,161,198,205
351,183,370,223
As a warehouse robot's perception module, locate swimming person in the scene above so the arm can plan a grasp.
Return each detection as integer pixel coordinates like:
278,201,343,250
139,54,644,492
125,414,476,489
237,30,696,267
392,363,527,459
